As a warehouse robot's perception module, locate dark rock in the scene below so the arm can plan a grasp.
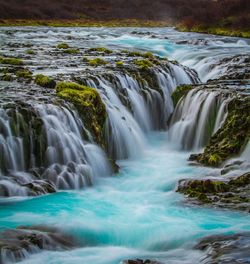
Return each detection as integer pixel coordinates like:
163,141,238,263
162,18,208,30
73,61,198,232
0,226,77,263
195,232,250,264
123,260,162,264
177,172,250,212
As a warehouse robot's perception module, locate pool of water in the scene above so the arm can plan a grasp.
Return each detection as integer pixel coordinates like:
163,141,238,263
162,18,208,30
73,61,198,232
1,133,250,264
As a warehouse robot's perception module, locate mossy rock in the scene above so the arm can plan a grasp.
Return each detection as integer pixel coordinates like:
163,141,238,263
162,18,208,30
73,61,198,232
88,47,113,54
171,84,194,107
26,49,35,55
57,43,70,49
88,58,108,67
116,61,124,67
177,173,250,211
1,74,13,81
34,74,56,88
63,48,80,54
0,57,24,65
56,82,106,145
16,69,33,79
133,59,153,70
192,98,250,166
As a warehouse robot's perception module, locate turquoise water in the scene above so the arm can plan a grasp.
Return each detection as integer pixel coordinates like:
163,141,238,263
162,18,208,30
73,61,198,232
1,133,250,263
0,27,250,263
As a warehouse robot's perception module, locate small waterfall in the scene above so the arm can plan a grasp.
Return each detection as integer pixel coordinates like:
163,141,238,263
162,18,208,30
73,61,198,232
81,63,197,159
0,57,198,196
0,103,111,196
168,88,232,150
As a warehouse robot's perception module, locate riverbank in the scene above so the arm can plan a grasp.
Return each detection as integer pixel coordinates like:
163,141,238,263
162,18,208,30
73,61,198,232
176,24,250,38
0,19,170,27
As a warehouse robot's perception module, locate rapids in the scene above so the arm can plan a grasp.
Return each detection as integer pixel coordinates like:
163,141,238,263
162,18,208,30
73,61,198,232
0,27,250,263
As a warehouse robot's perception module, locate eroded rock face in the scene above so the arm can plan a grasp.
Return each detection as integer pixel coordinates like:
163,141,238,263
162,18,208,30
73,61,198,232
209,55,250,81
177,172,250,212
192,97,250,167
195,232,250,264
0,226,77,263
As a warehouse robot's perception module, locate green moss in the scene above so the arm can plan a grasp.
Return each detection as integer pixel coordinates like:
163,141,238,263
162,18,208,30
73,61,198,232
34,74,56,88
16,69,33,79
1,74,13,81
171,85,194,107
0,57,24,65
63,48,80,54
88,47,113,54
88,58,108,66
208,154,222,166
57,43,69,49
194,98,250,166
116,61,124,67
26,49,35,55
56,82,106,144
142,52,154,59
133,59,153,70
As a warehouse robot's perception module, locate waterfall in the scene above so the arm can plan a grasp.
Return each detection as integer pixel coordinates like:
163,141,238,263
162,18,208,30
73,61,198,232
168,88,232,150
81,63,197,159
0,103,111,196
0,57,197,196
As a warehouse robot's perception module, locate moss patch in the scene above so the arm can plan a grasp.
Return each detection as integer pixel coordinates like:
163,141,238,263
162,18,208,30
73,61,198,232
63,48,80,54
57,43,70,49
133,59,153,70
88,47,113,54
26,49,35,55
177,172,250,211
56,82,106,144
16,69,33,79
88,58,108,66
0,57,24,65
34,74,56,88
171,84,194,107
192,98,250,166
116,61,124,67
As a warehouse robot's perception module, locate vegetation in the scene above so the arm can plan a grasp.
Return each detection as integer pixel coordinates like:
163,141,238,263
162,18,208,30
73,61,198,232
88,47,113,54
116,61,124,67
177,172,250,211
0,0,248,38
57,43,69,49
26,49,35,55
56,82,106,144
133,59,153,70
63,48,80,54
34,74,56,88
171,85,194,107
88,58,108,66
0,57,23,65
16,69,32,79
192,98,250,167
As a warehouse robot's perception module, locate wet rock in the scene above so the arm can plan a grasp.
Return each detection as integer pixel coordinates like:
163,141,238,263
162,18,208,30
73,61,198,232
190,95,250,167
212,55,250,80
0,226,77,263
195,232,250,264
123,260,162,264
177,172,250,212
22,180,57,196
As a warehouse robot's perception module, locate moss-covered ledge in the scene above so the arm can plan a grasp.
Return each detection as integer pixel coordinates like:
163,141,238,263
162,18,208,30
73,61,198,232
190,97,250,167
171,84,194,107
177,172,250,212
56,82,106,145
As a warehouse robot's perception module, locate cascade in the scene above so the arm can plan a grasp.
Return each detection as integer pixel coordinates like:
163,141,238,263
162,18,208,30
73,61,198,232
168,89,232,150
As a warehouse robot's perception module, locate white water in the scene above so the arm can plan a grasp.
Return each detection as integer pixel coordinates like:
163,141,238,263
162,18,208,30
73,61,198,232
1,133,250,264
0,104,111,195
168,89,232,150
0,27,249,264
